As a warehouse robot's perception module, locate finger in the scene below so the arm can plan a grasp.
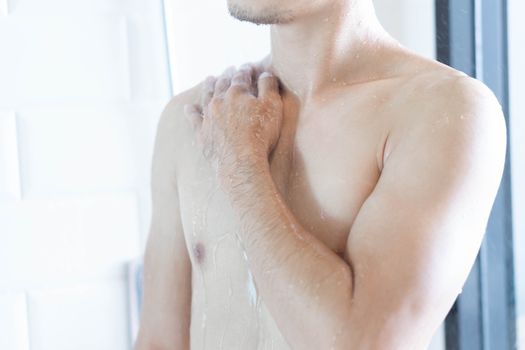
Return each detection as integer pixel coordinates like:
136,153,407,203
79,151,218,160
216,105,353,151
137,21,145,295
201,75,217,109
241,62,260,95
239,62,255,85
214,66,236,98
229,68,253,95
257,71,280,100
252,63,265,80
214,76,232,98
183,104,203,131
214,64,242,98
251,63,266,96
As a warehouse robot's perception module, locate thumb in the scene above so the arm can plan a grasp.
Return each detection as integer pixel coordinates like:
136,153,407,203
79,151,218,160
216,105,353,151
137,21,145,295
257,71,280,99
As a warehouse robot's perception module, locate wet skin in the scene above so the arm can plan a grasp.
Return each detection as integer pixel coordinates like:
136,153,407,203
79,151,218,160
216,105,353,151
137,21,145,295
134,26,508,349
134,0,505,347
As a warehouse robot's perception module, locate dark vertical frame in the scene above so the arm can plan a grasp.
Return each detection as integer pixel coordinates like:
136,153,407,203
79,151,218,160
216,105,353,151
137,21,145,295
435,0,516,349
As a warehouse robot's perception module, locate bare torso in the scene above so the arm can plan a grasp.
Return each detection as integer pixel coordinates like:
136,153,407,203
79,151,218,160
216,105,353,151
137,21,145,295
171,51,464,349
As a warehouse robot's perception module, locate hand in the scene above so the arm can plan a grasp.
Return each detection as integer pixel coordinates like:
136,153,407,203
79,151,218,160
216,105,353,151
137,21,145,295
184,64,284,185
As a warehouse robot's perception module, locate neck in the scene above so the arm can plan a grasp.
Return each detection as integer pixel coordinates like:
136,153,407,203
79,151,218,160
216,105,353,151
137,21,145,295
262,0,399,103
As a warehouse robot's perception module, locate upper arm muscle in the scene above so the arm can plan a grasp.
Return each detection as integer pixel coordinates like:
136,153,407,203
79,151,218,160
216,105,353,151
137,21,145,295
135,97,192,350
343,77,507,349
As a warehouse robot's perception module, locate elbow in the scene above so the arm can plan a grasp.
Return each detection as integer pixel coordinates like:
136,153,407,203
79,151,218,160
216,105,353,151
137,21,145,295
314,268,355,350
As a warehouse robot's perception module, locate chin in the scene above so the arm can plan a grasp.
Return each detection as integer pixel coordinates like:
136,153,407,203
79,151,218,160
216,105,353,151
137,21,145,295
227,0,296,25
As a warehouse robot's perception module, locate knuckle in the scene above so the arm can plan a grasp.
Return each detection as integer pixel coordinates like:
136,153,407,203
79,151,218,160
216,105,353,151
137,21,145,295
230,76,244,86
226,85,242,97
216,78,228,88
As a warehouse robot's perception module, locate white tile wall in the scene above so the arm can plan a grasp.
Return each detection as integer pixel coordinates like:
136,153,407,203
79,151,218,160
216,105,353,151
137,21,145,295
0,293,30,350
0,0,170,348
0,111,21,201
27,280,130,350
0,0,8,16
0,16,131,107
373,0,436,60
8,0,151,16
0,193,141,290
16,108,137,197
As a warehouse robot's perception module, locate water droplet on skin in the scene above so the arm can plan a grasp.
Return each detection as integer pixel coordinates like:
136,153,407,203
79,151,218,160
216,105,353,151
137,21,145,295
330,326,344,350
219,278,233,349
212,233,229,273
247,269,258,306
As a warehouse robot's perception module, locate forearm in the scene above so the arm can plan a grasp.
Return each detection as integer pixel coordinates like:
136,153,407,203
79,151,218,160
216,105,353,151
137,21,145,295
135,305,191,350
135,223,192,350
134,332,189,350
134,289,191,350
224,158,354,349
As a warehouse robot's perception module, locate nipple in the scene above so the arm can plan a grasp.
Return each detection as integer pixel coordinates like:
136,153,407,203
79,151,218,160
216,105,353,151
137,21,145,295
193,242,206,264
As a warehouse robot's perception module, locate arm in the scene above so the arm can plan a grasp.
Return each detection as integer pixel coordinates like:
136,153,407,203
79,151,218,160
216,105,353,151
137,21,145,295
224,77,507,349
134,98,192,350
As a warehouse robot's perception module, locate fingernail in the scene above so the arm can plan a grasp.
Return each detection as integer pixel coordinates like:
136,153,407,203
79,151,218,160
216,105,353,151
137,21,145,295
260,71,273,79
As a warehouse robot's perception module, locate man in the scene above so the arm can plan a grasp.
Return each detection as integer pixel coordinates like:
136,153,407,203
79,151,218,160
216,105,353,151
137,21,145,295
134,0,507,349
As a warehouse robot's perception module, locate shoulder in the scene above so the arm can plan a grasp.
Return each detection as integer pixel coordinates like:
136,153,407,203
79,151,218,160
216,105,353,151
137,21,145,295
386,64,507,167
414,68,506,152
378,65,508,213
156,80,205,141
398,54,504,117
419,69,503,117
387,49,504,118
151,80,205,184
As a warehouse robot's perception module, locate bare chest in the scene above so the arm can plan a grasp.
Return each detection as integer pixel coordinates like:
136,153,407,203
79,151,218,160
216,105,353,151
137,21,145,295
176,94,389,267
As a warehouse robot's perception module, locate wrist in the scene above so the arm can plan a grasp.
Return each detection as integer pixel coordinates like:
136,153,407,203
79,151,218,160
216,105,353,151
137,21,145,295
219,153,270,194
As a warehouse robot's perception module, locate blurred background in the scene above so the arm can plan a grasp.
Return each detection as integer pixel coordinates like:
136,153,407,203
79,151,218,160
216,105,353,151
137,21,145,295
0,0,522,349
